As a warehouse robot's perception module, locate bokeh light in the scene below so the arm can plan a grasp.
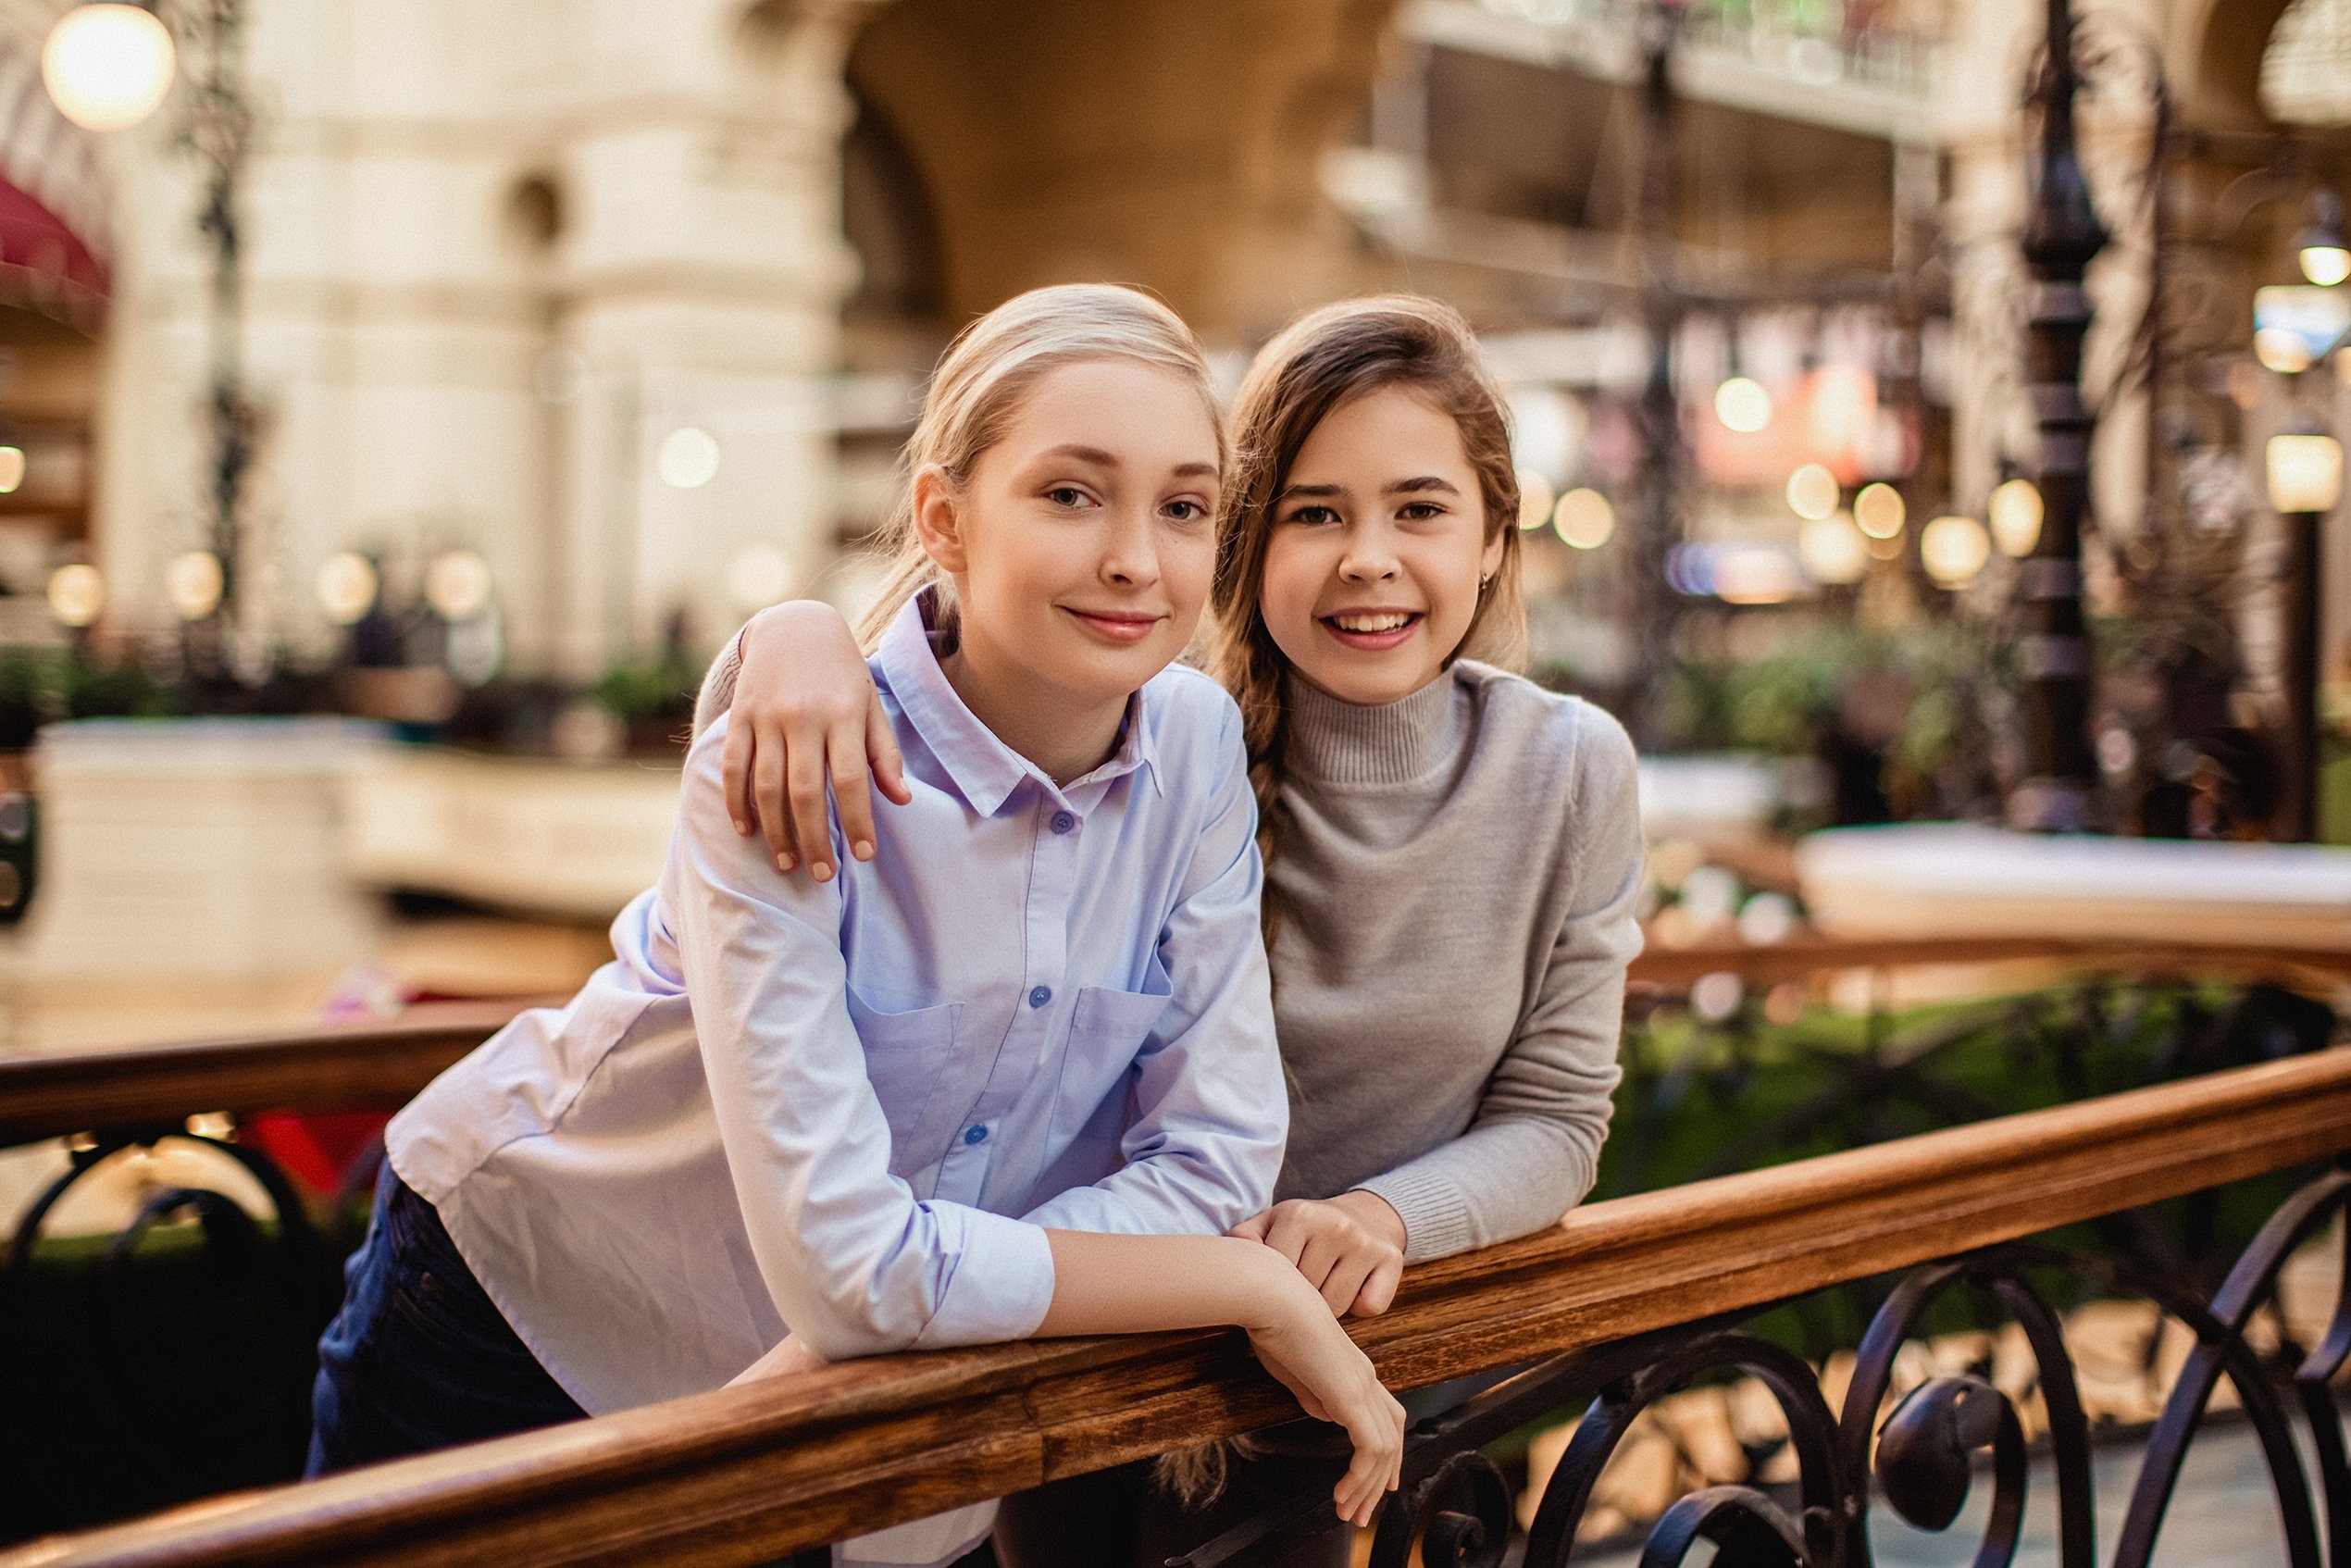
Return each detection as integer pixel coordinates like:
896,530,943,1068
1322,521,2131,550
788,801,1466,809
1853,482,1906,540
316,552,379,626
1515,470,1556,532
1712,376,1773,434
426,551,494,620
47,563,104,627
43,4,176,131
1797,512,1869,585
1989,479,2044,557
1785,463,1839,521
166,551,223,621
1551,487,1614,550
658,427,721,489
1921,515,1991,586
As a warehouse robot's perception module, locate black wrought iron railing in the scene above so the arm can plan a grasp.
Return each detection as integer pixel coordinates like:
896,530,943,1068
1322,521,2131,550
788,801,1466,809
2,946,2348,1565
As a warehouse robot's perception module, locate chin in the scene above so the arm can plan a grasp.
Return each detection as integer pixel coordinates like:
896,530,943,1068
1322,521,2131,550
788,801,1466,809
1298,656,1437,707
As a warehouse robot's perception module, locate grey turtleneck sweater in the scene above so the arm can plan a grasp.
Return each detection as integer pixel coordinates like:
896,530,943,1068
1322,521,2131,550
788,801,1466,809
694,642,1643,1265
1265,665,1642,1261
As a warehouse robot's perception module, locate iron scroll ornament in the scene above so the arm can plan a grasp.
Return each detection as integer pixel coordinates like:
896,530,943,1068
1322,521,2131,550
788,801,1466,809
1175,1165,2351,1568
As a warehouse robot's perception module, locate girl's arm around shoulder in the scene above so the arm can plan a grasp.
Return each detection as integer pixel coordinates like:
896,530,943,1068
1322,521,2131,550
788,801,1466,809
693,602,907,881
1018,686,1287,1239
1351,690,1646,1263
666,716,1054,1363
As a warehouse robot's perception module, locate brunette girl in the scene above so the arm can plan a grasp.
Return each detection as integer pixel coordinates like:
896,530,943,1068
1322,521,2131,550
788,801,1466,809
306,285,1405,1564
699,295,1643,1565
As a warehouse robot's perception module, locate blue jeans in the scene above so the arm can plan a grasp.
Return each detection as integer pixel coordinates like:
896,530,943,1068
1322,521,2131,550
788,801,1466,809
305,1164,586,1476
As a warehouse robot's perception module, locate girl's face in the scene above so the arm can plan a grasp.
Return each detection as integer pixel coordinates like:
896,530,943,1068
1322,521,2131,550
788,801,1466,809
1259,385,1505,706
922,358,1221,714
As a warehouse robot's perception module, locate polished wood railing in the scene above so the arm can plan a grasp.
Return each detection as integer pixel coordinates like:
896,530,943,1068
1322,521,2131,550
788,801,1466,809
6,1046,2348,1568
0,998,554,1148
9,931,2342,1151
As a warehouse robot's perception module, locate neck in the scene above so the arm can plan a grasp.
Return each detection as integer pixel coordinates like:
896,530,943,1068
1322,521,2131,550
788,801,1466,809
941,630,1126,787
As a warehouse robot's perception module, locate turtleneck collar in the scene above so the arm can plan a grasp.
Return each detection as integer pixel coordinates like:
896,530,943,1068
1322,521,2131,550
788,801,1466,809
1282,668,1463,787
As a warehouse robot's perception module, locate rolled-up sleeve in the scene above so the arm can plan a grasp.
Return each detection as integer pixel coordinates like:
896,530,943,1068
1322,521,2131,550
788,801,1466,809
1020,707,1287,1238
668,716,1055,1361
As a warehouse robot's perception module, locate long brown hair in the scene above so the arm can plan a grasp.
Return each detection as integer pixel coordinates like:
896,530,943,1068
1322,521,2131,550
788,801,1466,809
852,284,1223,651
1206,295,1528,865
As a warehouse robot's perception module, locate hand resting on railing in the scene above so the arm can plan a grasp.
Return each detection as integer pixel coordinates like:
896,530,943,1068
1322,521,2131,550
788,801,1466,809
728,1230,1406,1527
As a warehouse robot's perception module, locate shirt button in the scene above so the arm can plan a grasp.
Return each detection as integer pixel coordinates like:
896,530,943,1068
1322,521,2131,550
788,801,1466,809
964,1125,989,1146
1028,985,1052,1008
1050,810,1076,835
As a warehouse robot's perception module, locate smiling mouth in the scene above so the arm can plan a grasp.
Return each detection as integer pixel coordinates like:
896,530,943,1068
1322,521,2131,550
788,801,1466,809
1063,606,1163,644
1323,611,1422,634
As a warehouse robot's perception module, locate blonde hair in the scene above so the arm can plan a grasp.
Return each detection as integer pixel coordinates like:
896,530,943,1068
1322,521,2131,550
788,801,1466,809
1206,295,1528,875
852,284,1224,651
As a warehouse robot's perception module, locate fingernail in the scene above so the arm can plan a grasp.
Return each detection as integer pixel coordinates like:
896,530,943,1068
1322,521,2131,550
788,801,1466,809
852,840,874,862
732,820,748,835
777,853,794,872
814,863,834,882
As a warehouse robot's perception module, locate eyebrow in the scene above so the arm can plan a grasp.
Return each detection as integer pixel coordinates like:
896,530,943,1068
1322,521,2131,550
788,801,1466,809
1041,445,1219,481
1275,476,1462,501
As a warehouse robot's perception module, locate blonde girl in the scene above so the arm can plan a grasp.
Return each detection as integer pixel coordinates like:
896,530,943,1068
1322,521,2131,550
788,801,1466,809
699,295,1642,1565
307,285,1405,1564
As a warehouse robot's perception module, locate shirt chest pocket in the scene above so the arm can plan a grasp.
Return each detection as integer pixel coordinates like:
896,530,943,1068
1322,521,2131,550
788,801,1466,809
844,989,962,1170
1051,956,1176,1144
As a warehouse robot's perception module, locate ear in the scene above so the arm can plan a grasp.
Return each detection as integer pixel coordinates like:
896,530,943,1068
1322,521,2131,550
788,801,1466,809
1479,524,1508,585
910,466,969,576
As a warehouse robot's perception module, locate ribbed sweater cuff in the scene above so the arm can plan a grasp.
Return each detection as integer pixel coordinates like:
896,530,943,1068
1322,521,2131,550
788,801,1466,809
1353,1167,1471,1264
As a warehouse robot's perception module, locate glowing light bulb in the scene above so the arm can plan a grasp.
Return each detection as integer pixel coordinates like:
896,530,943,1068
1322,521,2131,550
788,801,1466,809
1785,463,1839,522
1550,488,1614,550
42,4,175,132
1713,376,1773,434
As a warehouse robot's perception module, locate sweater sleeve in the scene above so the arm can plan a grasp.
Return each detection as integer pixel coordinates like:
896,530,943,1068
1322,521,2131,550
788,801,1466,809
1354,705,1645,1262
691,623,748,740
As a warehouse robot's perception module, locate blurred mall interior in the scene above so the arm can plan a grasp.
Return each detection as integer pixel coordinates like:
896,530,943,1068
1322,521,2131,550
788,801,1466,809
6,1,2351,1559
0,0,2334,1016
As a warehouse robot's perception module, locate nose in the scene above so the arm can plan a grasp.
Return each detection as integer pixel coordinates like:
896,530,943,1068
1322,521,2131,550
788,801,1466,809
1099,501,1163,591
1337,521,1400,584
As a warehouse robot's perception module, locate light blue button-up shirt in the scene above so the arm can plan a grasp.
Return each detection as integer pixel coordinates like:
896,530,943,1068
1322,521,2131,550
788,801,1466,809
387,595,1286,1416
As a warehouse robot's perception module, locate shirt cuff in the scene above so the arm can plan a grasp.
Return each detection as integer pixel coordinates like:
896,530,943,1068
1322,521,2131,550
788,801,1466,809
1353,1166,1471,1264
912,1207,1056,1350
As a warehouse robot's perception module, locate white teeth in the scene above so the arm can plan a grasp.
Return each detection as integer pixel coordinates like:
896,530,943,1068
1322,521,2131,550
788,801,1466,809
1330,612,1414,633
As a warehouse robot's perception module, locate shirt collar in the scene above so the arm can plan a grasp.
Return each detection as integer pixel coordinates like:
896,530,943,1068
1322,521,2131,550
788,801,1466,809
874,591,1161,816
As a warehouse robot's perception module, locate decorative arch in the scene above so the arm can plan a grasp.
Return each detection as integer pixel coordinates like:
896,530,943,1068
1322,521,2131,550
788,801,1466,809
2164,0,2295,133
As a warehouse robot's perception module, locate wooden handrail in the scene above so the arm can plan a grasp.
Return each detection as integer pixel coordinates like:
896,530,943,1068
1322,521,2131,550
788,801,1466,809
8,1049,2349,1568
1627,932,2351,988
0,999,555,1148
8,933,2341,1151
